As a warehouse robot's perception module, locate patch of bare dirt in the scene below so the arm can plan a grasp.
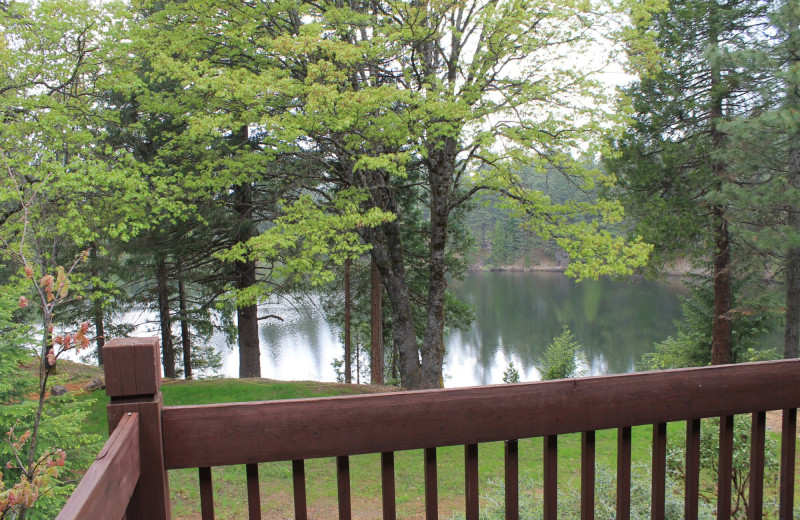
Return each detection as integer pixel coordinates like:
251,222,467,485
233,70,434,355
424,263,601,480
21,358,105,399
766,410,800,437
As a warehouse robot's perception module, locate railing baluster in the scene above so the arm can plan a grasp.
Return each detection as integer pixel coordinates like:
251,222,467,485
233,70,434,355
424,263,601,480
617,426,631,520
543,435,558,520
382,452,396,520
292,459,308,520
779,408,797,520
425,447,438,520
199,466,214,520
245,463,261,520
685,419,701,520
652,423,667,520
505,440,519,520
581,431,595,520
465,444,479,520
337,456,352,520
749,411,766,520
718,415,734,520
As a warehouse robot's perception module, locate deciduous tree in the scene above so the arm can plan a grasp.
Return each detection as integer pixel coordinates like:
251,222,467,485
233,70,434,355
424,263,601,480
141,0,656,387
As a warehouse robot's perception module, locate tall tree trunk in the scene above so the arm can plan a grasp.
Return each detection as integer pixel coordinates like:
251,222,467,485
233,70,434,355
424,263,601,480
785,244,800,359
233,182,261,378
711,212,732,364
92,299,105,366
156,256,175,378
784,7,800,360
419,144,455,388
359,167,422,389
344,258,352,384
370,258,383,385
709,16,732,365
366,221,421,388
89,245,105,365
784,151,800,359
178,273,192,379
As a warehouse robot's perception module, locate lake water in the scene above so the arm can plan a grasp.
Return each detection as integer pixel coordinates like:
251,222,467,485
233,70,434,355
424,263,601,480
216,271,688,387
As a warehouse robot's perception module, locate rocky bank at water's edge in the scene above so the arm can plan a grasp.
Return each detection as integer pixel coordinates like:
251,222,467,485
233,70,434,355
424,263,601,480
469,258,701,277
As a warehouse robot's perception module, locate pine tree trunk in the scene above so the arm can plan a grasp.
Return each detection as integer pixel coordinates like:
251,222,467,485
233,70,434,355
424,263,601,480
178,275,192,379
366,222,421,389
90,246,105,365
784,5,800,360
233,182,261,378
370,258,383,385
785,245,800,359
785,149,800,358
711,212,733,364
157,256,175,378
93,302,105,365
358,167,422,389
709,15,733,365
237,308,259,376
236,259,260,378
344,258,351,384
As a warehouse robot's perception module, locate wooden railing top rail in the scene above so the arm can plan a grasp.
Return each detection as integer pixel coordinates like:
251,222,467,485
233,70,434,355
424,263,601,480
161,358,800,469
55,412,140,520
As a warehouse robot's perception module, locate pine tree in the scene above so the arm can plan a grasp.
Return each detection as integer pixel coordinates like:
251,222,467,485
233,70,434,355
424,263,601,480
720,0,800,359
606,0,772,365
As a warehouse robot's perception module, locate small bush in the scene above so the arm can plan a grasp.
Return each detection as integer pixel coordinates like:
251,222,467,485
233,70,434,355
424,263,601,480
502,361,520,383
536,325,585,381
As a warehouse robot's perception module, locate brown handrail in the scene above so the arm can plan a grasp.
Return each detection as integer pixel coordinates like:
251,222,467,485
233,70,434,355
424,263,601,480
55,412,140,520
160,359,800,468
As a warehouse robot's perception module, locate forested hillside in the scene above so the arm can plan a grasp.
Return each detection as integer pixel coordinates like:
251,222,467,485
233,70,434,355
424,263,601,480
465,166,601,270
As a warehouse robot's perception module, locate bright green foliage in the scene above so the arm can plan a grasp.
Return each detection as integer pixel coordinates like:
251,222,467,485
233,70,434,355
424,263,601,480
0,284,33,405
0,0,157,368
221,189,395,304
0,3,128,514
135,0,662,387
496,169,653,280
536,325,585,380
0,0,151,248
137,0,664,259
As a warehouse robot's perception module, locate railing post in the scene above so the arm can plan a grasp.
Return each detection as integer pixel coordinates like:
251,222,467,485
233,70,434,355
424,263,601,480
104,337,171,520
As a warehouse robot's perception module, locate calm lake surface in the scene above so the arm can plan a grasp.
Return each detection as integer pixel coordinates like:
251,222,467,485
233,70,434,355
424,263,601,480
217,271,688,387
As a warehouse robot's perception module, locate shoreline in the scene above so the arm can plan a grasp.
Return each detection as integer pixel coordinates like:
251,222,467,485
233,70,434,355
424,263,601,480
468,264,693,277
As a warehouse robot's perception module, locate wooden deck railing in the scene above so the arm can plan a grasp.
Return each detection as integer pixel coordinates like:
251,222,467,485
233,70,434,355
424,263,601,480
57,337,799,519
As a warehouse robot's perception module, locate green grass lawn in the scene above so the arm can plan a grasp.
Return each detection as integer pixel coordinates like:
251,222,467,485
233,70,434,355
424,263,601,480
78,378,799,520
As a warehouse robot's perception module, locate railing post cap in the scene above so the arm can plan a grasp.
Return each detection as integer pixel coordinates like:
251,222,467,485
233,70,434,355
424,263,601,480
103,337,162,397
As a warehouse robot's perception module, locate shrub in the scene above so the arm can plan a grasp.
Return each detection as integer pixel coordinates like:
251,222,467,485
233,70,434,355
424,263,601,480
536,325,585,381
